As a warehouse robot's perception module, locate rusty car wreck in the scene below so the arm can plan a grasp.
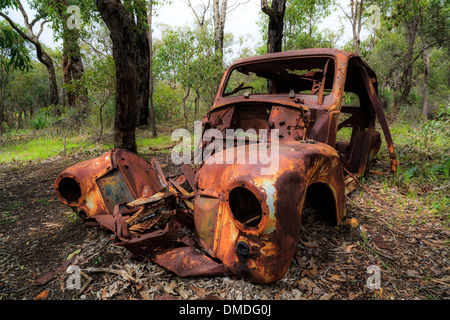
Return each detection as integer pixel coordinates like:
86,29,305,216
54,49,398,284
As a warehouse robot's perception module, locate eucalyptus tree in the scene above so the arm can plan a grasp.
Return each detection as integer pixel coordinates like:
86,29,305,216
0,0,59,107
261,0,286,53
0,20,32,134
260,0,334,52
29,0,98,117
382,0,449,115
96,0,150,152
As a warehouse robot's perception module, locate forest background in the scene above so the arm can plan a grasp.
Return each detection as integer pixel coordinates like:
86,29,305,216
0,0,448,219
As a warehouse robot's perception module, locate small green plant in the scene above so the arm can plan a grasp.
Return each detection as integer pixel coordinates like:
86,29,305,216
0,211,19,224
37,198,50,205
6,202,25,210
29,114,48,130
65,211,79,223
404,166,419,181
414,119,447,156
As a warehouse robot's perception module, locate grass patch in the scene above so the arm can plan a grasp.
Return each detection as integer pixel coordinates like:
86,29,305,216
36,198,52,206
0,211,20,224
137,134,173,153
0,134,85,163
0,128,176,164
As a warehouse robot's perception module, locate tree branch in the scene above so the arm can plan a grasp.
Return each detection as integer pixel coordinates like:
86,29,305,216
36,20,50,40
29,16,41,29
226,0,249,15
79,35,106,57
184,0,210,27
261,0,277,23
16,0,32,34
336,1,352,23
0,12,37,45
411,37,450,66
357,0,364,35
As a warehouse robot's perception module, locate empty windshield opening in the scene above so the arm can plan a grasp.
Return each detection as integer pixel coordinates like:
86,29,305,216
223,57,335,97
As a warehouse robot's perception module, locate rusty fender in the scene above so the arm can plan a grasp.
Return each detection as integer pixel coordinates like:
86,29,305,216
54,149,167,220
53,149,229,277
194,140,345,284
54,149,195,256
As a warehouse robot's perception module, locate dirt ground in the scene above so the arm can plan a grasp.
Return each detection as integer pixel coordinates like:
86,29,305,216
0,151,448,301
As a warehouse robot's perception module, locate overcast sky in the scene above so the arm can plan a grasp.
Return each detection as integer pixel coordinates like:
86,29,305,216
5,0,356,54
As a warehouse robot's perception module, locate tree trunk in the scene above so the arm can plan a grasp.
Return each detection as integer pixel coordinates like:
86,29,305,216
194,88,200,120
422,47,430,120
56,0,88,117
213,0,227,58
133,0,150,126
62,41,89,116
148,0,157,137
182,85,191,129
350,0,364,56
392,70,399,116
97,0,141,153
261,0,286,53
398,16,419,109
0,67,8,135
44,56,60,108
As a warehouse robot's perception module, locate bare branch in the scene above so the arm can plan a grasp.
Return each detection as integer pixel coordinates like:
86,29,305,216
184,0,211,27
79,36,106,57
226,0,249,15
36,20,50,40
336,1,352,22
15,0,32,34
357,0,364,35
261,0,277,23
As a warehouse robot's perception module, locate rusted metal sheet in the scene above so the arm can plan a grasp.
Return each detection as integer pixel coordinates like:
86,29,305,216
153,246,230,277
54,48,397,284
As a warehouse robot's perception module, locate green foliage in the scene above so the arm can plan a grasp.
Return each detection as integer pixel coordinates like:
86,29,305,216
29,113,48,130
0,0,18,11
153,24,224,122
427,49,450,106
153,82,184,122
9,61,50,108
29,0,100,41
258,0,336,51
0,21,32,71
387,114,450,189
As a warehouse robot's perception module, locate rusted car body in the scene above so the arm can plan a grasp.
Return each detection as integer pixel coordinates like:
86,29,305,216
54,49,397,284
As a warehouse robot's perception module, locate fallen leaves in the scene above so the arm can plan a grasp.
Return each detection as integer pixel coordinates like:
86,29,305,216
34,289,50,300
344,218,360,228
301,241,319,248
3,155,449,301
189,285,207,299
327,274,347,282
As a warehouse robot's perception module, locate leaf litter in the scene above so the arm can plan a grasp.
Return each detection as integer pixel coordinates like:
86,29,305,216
0,154,448,300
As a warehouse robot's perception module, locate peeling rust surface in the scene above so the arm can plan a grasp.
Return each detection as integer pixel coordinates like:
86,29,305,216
54,49,397,284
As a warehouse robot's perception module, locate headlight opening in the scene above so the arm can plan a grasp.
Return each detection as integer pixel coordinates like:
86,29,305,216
57,177,81,204
228,186,263,228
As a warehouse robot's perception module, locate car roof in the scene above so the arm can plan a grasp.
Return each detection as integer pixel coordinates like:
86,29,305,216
228,48,355,67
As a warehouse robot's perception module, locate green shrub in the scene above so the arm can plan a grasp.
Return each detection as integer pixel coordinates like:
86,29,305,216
29,114,47,130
